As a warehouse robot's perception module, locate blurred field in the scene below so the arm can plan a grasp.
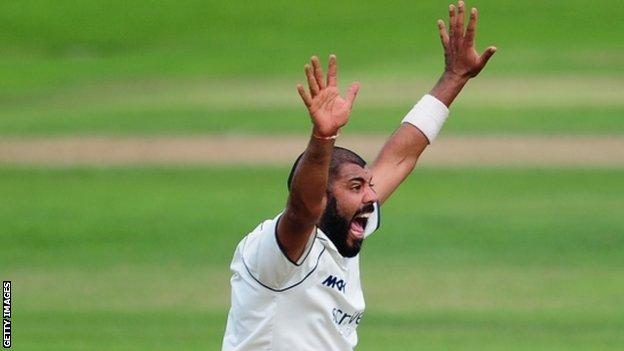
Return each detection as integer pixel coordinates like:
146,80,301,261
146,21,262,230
3,167,624,350
1,77,623,135
0,0,622,136
1,0,623,350
1,0,622,89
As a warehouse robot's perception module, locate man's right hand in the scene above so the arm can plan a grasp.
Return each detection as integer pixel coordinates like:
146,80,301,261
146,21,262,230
277,55,358,263
297,55,360,138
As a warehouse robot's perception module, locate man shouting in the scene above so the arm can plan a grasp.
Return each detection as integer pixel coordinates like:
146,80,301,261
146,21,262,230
222,2,497,350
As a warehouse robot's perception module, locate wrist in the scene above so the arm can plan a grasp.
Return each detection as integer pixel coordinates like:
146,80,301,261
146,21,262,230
401,94,449,144
312,127,340,140
442,70,470,86
428,71,469,107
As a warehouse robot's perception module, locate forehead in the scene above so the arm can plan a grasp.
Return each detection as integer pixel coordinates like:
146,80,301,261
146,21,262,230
335,163,372,182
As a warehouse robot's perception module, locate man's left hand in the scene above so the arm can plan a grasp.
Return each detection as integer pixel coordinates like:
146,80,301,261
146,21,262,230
438,0,497,81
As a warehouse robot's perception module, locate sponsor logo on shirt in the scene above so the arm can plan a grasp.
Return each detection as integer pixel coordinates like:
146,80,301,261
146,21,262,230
332,307,363,337
322,275,346,293
332,308,363,326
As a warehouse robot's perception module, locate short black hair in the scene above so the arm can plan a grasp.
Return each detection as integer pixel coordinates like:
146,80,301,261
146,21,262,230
287,146,367,190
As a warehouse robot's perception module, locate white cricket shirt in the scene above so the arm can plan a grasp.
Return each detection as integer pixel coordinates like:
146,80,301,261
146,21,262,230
222,204,380,351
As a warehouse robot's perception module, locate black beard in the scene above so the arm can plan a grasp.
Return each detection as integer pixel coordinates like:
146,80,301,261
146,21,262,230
318,195,363,258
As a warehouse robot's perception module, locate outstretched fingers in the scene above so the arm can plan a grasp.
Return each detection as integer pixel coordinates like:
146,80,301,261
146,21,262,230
456,1,465,41
311,56,326,90
448,4,456,41
296,84,312,108
327,54,338,87
345,82,360,108
305,63,320,97
437,19,450,51
479,46,497,68
441,2,496,78
465,7,477,46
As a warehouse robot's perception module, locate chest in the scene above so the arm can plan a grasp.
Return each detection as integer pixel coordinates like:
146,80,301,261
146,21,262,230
278,250,366,338
313,252,364,306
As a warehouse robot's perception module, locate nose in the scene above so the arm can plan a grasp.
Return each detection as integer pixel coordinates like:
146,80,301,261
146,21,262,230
363,184,378,204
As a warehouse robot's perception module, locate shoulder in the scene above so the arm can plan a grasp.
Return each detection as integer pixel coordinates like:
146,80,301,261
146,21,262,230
233,212,326,292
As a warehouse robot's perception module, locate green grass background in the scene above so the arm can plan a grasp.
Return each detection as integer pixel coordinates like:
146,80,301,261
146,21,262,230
3,168,624,350
0,0,622,135
1,0,623,350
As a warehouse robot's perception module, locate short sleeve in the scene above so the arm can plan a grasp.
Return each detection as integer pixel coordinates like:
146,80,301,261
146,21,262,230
239,212,323,292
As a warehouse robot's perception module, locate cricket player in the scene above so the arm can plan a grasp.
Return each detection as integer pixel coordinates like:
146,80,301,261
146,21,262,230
222,2,496,350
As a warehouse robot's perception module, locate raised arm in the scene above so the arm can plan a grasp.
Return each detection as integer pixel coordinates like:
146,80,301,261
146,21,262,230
371,1,496,204
277,55,360,262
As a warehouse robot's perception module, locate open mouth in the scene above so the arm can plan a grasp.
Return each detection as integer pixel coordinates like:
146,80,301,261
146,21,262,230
349,212,371,239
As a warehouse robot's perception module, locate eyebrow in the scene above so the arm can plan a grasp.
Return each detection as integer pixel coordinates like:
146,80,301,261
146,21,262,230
347,176,373,184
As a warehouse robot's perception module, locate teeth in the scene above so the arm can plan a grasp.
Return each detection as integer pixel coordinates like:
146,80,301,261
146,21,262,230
357,213,371,219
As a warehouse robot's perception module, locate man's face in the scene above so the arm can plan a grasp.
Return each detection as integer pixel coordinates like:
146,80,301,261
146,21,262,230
318,163,378,257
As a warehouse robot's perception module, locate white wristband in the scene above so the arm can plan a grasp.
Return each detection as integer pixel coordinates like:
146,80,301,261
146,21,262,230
401,94,449,143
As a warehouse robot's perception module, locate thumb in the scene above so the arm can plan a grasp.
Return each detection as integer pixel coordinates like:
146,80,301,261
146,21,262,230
479,46,497,67
346,82,360,107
